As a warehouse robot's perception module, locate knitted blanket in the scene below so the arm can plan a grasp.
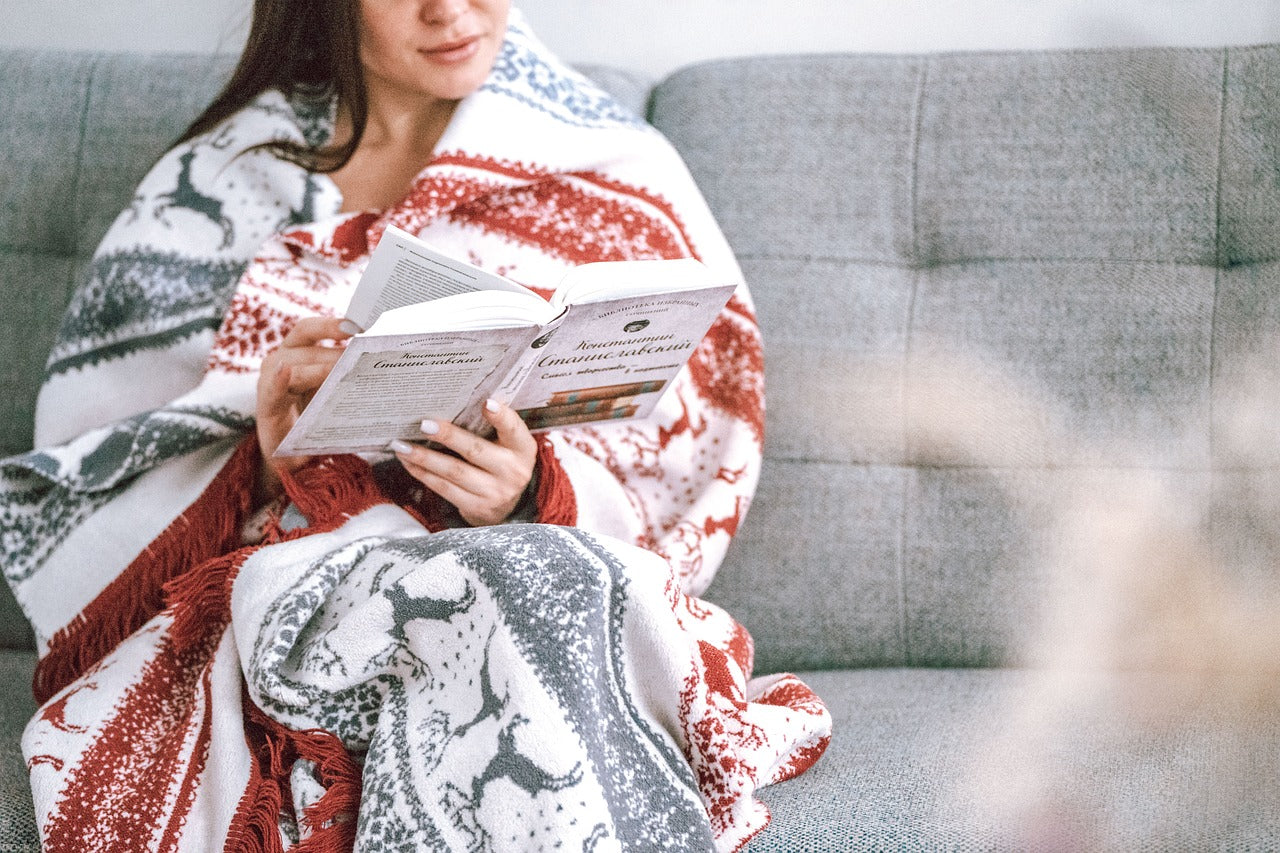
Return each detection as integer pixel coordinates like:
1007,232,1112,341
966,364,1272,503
1,14,830,852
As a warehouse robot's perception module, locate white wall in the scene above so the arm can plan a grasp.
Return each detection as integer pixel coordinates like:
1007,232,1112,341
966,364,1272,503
6,0,1280,77
4,0,251,55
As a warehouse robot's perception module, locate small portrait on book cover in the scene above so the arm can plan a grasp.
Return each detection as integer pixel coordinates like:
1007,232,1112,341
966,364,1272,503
530,329,557,348
623,319,650,333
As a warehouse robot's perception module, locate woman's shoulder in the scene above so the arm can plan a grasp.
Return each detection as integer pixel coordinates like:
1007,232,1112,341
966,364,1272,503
91,86,335,264
185,86,336,154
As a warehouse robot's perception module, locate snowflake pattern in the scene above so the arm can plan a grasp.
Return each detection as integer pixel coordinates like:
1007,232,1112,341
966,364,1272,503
483,26,644,129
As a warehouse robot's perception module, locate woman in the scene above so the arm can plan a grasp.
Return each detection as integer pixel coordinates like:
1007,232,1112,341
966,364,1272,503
2,1,829,850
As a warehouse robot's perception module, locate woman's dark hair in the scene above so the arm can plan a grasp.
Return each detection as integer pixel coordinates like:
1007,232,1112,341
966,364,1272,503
175,0,367,172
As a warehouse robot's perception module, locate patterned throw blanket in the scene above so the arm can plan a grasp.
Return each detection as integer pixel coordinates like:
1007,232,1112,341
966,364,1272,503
1,14,830,852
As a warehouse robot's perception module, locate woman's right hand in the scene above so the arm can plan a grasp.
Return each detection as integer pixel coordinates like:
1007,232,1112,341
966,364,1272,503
255,316,354,501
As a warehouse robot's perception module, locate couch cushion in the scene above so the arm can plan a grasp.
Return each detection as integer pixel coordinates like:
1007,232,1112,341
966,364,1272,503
652,47,1280,673
0,50,238,460
0,651,37,851
747,667,1280,851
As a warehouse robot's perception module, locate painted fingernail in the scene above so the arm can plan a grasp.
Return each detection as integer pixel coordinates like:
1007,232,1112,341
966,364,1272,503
485,398,501,413
388,439,415,455
338,319,362,336
419,419,440,435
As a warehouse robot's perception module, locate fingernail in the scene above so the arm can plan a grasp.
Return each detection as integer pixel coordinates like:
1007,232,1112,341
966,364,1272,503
388,439,415,455
485,398,501,413
338,319,362,336
419,419,440,435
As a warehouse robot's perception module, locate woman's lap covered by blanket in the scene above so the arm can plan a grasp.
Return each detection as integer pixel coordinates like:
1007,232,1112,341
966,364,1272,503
1,12,830,852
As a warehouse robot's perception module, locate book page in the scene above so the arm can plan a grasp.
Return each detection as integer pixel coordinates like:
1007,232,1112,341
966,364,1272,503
276,327,538,456
346,226,531,330
551,257,713,306
507,284,737,430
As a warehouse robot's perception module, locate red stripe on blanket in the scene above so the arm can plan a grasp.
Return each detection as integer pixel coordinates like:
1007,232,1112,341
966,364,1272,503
209,212,380,375
383,153,698,267
679,640,767,837
40,627,222,851
686,296,764,446
570,170,700,259
423,154,700,260
282,210,379,266
753,676,832,784
449,179,688,264
158,663,217,853
33,434,260,704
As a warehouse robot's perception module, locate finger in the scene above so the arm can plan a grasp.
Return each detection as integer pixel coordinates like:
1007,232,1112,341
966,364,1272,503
259,362,296,418
417,418,500,472
391,440,490,497
281,315,354,349
483,398,538,458
263,343,343,393
396,452,482,503
257,364,296,461
283,358,341,393
395,452,513,527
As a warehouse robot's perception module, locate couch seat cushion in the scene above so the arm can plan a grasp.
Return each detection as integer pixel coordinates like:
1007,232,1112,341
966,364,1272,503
0,650,36,851
748,668,1280,852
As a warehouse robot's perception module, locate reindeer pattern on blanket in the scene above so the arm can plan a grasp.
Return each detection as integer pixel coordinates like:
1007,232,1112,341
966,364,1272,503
2,11,830,853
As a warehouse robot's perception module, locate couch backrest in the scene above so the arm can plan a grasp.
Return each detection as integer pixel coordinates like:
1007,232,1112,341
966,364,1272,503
655,47,1280,674
4,47,1280,674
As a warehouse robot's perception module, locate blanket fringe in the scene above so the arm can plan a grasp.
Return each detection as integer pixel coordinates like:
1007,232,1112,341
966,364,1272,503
534,436,577,526
228,700,362,853
293,728,361,852
33,434,261,704
164,547,256,654
281,455,386,529
225,697,289,853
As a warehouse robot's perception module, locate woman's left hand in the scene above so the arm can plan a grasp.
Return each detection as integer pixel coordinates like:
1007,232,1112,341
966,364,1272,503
390,398,538,527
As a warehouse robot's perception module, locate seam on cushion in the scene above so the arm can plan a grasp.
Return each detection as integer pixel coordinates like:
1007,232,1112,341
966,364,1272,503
897,57,929,668
0,243,86,259
67,53,102,262
766,457,1231,474
664,44,1233,80
908,56,929,269
1208,48,1229,467
894,468,913,667
736,253,1256,269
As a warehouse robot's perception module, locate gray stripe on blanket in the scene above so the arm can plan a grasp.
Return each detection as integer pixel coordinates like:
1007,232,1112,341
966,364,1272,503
457,525,715,850
245,523,716,849
46,249,247,376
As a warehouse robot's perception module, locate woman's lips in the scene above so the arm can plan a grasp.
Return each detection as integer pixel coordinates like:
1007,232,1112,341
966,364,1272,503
420,36,482,64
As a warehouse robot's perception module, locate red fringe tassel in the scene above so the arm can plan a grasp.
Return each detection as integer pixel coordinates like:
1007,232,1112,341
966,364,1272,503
227,698,363,853
33,434,262,704
218,455,380,852
279,455,387,529
534,435,577,526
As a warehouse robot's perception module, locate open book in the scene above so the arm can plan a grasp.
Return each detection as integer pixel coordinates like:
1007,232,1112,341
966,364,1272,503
275,226,737,456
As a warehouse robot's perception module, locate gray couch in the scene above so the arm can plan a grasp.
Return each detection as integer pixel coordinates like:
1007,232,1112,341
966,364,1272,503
4,44,1280,851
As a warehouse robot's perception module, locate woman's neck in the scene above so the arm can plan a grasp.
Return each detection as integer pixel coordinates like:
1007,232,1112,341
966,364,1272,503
329,82,461,213
362,75,459,152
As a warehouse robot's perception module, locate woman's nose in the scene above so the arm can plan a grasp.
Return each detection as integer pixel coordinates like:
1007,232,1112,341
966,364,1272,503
421,0,467,26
